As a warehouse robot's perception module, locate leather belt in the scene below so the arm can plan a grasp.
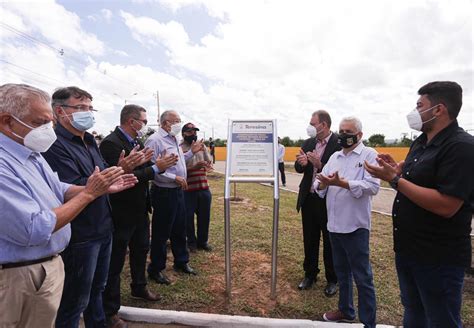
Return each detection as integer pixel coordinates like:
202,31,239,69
0,255,57,270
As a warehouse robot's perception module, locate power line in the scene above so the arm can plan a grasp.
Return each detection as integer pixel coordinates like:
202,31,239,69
0,22,156,96
0,59,67,86
0,22,212,131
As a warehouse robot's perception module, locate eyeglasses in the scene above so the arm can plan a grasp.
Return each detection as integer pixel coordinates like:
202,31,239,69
133,118,148,125
60,104,97,112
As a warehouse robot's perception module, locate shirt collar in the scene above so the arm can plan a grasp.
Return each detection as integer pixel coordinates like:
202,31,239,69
0,131,35,165
419,120,460,147
56,123,95,144
316,132,332,144
117,126,134,143
336,141,364,157
159,127,174,139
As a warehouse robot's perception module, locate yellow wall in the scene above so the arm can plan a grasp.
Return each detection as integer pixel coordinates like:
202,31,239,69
214,146,409,162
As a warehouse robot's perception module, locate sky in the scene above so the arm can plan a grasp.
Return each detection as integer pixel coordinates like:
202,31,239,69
1,0,473,141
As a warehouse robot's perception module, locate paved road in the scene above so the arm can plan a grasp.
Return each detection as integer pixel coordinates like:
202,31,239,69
213,161,396,215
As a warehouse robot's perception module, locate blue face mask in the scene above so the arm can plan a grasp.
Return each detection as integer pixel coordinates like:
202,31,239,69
69,111,95,131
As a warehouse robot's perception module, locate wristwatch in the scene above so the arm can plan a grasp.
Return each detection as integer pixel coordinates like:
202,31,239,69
389,175,400,190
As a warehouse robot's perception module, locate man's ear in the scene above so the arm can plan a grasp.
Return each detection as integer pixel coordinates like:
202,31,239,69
435,103,447,117
0,113,13,127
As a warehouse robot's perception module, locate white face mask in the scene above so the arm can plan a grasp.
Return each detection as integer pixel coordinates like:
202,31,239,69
11,116,57,152
133,120,148,138
406,104,438,131
169,122,182,136
306,123,322,138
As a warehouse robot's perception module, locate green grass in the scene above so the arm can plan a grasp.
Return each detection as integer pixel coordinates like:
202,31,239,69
120,172,473,326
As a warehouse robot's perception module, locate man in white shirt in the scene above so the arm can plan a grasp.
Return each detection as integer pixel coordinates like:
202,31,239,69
277,137,286,187
314,116,379,327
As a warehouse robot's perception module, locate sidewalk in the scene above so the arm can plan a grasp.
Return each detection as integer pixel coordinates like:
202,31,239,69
212,161,395,215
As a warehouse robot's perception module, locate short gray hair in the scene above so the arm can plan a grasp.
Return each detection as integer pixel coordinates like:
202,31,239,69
340,116,363,132
160,110,178,125
0,83,50,119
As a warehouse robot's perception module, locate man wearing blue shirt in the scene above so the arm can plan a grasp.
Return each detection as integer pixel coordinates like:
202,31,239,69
145,110,203,284
315,117,380,327
0,84,135,328
43,86,143,328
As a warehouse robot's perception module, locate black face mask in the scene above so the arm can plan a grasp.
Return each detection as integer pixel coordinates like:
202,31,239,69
338,133,358,148
184,135,197,144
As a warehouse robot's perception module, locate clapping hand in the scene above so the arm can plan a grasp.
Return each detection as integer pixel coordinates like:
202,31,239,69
364,153,404,182
190,139,205,154
175,176,188,190
117,145,146,173
316,171,345,188
85,166,129,199
296,149,308,166
307,149,322,170
108,174,138,193
155,150,178,172
205,161,214,172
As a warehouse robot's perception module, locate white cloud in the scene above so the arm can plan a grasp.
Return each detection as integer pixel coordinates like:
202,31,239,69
1,1,105,56
119,0,473,138
120,10,190,51
101,9,113,23
2,0,472,140
113,50,129,57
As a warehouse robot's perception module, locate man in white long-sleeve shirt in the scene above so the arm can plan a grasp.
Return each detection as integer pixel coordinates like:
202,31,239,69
314,116,379,327
277,137,286,186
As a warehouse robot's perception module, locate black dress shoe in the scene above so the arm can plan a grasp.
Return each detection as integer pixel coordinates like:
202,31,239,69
197,244,213,252
324,282,338,297
149,271,171,285
107,314,128,328
131,287,162,301
188,244,197,253
173,263,197,275
298,277,315,290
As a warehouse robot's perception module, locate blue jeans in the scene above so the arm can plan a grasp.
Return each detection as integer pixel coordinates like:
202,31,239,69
184,188,212,247
395,253,465,328
148,186,189,274
329,229,376,328
56,234,112,328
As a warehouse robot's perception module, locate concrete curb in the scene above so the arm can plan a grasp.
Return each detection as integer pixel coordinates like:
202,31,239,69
118,306,396,327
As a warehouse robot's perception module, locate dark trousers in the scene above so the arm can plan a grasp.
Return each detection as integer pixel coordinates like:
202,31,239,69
56,234,112,328
278,162,286,185
148,186,189,274
330,228,376,328
185,188,212,247
395,252,464,328
301,193,337,283
103,212,150,317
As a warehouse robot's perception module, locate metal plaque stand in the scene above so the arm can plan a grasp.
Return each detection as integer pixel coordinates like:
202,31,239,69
224,119,280,299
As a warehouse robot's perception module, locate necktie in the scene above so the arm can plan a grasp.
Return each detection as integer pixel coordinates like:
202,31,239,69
310,139,327,193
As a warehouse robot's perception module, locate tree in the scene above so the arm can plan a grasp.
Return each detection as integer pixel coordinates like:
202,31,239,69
367,134,386,147
281,136,293,146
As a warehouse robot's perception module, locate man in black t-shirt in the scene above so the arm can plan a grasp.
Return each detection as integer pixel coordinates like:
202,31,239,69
366,81,474,327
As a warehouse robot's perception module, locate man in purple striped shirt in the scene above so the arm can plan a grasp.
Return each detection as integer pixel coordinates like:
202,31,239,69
181,122,213,252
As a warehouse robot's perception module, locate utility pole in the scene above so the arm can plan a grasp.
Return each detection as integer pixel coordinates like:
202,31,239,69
156,90,160,124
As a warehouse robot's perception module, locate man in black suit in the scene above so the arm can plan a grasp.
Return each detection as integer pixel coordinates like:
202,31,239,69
295,110,340,296
100,104,177,328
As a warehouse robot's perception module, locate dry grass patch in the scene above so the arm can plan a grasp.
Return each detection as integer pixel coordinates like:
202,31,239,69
120,172,473,326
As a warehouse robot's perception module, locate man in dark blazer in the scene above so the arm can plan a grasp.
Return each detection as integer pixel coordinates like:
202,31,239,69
100,104,177,328
295,110,340,296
